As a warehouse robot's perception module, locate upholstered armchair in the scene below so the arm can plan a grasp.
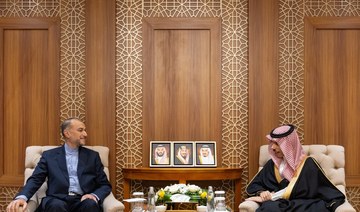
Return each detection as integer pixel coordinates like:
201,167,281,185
239,145,355,212
22,146,124,212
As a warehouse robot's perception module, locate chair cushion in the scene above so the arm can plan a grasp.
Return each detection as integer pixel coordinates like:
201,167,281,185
258,144,346,195
240,145,355,212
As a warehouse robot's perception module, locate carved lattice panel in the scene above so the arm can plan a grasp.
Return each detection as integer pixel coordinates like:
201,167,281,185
0,187,21,211
59,0,86,122
0,0,359,211
0,0,86,208
115,1,249,210
278,0,360,210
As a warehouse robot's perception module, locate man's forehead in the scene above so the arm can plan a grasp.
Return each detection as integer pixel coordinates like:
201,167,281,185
70,120,86,129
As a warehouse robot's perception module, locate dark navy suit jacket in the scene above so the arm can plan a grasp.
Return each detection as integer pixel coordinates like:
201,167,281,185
17,145,111,206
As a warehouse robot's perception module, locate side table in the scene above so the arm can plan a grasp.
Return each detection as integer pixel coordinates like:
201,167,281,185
122,167,242,212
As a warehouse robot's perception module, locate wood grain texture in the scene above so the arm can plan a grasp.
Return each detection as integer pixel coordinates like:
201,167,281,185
305,16,360,186
0,18,60,186
248,0,279,179
85,0,116,188
142,18,221,167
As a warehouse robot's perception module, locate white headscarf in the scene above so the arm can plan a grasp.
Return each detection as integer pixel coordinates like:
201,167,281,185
176,146,190,164
266,124,306,181
155,145,169,164
199,145,214,164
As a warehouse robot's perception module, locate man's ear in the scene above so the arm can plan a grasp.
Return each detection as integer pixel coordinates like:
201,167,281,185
63,129,70,138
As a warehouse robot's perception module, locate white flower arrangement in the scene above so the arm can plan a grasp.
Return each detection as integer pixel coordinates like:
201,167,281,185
164,184,201,195
155,184,207,206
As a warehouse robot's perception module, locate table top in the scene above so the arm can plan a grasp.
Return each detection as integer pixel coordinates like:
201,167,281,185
122,167,242,181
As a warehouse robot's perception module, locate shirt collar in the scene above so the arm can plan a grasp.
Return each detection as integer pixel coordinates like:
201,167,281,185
64,143,79,154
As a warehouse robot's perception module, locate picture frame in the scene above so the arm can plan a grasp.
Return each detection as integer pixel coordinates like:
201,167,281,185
195,141,217,167
173,141,194,167
150,141,172,167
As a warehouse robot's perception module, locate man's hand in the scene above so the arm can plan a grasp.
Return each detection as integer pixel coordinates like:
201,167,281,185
259,190,273,201
81,194,98,203
6,198,27,212
245,190,273,203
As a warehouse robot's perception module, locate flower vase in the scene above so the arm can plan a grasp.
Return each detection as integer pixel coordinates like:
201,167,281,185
196,205,207,212
156,205,167,212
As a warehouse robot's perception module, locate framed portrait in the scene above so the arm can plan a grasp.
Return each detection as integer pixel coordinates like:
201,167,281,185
195,141,217,167
173,141,194,167
150,141,172,167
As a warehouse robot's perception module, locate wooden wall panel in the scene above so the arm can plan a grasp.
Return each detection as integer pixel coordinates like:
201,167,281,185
142,18,221,167
153,29,211,138
248,0,279,179
0,18,60,186
85,0,116,187
305,17,360,186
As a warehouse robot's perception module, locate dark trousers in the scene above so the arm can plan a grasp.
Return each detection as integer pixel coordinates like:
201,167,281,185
37,195,102,212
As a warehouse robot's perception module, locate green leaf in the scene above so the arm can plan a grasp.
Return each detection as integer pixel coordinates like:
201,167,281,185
163,194,172,202
190,195,200,200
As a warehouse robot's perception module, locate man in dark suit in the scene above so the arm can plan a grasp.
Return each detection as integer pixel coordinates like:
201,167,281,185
6,118,111,212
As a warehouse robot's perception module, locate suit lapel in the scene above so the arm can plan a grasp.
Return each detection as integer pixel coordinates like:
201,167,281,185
77,147,87,179
56,146,70,184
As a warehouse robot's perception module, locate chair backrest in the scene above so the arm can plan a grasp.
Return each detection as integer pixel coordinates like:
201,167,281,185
24,145,111,204
24,145,110,182
258,144,346,195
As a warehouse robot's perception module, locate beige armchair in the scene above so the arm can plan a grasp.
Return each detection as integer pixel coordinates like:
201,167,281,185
23,145,124,212
239,145,355,212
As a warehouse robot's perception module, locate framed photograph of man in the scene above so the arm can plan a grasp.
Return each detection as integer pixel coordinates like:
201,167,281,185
173,141,194,167
150,141,172,167
195,141,217,167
